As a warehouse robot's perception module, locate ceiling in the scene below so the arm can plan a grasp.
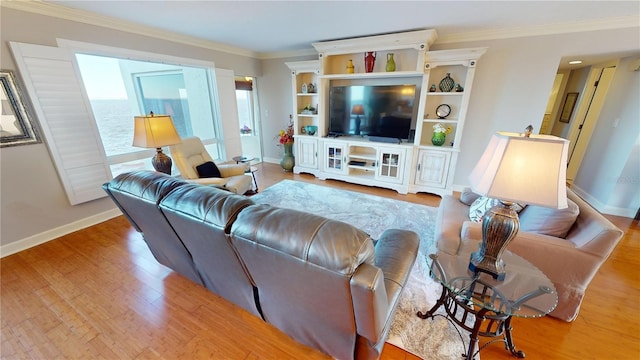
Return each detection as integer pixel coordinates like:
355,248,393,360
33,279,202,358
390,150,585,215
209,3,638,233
41,1,640,62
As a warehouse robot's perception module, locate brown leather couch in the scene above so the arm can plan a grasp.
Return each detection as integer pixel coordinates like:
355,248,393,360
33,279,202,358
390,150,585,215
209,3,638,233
103,171,419,360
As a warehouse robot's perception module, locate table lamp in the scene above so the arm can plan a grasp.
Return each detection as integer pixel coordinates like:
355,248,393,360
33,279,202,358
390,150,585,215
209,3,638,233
132,112,181,174
352,104,365,135
467,127,569,280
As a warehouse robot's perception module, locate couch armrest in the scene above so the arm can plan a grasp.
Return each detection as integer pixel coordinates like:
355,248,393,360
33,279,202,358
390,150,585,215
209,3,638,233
351,229,418,344
565,189,624,257
351,263,387,343
435,195,470,255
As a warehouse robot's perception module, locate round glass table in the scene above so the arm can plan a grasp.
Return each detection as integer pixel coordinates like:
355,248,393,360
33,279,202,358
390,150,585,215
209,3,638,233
417,249,558,359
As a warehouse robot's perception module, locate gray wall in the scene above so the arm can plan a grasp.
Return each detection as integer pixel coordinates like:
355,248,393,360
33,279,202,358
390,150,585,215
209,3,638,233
258,55,316,163
0,8,261,248
2,7,639,252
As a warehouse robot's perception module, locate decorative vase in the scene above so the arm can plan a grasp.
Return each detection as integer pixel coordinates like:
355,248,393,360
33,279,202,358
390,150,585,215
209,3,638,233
429,84,437,92
364,51,376,73
280,142,295,171
432,132,446,146
439,73,455,92
346,59,355,74
385,53,396,72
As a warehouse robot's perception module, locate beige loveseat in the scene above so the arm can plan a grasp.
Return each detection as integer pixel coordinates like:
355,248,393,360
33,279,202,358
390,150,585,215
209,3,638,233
103,171,419,360
435,187,624,322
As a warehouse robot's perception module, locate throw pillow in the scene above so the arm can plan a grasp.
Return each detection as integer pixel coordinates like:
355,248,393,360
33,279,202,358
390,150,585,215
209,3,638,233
460,189,481,206
195,161,222,178
518,199,580,238
469,196,495,222
469,196,526,223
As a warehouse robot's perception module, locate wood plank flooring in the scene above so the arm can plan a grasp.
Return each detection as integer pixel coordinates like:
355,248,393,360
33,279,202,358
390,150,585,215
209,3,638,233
2,162,638,359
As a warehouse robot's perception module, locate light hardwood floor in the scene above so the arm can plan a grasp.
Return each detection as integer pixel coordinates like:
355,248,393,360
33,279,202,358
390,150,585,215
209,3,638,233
2,162,638,359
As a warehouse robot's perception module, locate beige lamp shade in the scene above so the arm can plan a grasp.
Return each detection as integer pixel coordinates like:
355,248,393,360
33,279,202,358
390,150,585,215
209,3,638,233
469,131,569,209
351,104,365,115
132,114,181,148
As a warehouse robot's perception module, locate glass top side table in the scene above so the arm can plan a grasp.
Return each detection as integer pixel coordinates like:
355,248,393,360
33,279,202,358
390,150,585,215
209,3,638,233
418,250,558,359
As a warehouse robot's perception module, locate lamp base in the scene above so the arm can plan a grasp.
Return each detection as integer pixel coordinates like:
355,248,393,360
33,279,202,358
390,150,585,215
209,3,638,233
152,148,173,175
469,201,520,281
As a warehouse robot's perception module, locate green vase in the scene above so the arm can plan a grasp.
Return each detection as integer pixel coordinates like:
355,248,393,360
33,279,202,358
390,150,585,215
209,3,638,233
386,53,396,72
280,142,295,171
432,132,446,146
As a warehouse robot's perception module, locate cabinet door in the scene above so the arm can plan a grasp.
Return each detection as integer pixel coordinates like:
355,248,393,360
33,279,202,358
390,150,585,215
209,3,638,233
415,149,451,188
323,142,347,174
376,147,405,184
296,137,318,169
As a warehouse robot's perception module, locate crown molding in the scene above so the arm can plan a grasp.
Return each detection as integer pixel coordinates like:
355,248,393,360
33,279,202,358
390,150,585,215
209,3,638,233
1,0,260,58
437,15,640,44
4,1,639,58
258,48,318,60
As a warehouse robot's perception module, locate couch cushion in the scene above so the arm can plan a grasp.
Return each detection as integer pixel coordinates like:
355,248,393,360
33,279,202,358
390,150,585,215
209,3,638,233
518,199,580,238
196,161,221,178
469,196,525,222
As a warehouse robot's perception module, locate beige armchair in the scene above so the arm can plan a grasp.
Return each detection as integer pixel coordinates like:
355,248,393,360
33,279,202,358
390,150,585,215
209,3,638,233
435,187,624,322
170,136,252,195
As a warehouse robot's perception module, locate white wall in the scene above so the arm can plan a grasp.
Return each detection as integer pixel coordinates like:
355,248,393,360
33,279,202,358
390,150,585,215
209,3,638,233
573,56,640,216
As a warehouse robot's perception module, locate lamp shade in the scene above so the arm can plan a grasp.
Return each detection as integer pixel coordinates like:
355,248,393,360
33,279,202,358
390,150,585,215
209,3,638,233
351,104,365,115
469,131,569,209
132,114,181,148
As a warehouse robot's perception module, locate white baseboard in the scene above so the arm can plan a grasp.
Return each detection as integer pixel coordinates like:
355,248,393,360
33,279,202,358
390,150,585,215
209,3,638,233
262,157,280,164
570,185,637,218
0,208,123,258
452,184,470,194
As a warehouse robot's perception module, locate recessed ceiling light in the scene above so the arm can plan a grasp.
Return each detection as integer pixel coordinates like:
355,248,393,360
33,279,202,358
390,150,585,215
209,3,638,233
569,60,583,65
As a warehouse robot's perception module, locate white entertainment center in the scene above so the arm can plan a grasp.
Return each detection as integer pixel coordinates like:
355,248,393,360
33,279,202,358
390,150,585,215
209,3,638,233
286,30,486,196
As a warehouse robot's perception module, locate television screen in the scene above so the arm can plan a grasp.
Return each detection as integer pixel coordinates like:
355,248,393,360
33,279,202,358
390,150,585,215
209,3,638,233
329,84,417,140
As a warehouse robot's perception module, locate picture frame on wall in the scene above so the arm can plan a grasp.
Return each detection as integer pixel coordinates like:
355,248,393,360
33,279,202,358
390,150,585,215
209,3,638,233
1,70,41,147
559,92,579,123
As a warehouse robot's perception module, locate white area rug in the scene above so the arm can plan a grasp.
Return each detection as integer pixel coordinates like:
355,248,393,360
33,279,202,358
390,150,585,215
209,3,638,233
252,180,472,360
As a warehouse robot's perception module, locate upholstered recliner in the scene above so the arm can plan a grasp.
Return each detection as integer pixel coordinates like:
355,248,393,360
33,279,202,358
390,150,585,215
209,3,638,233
104,171,419,359
231,205,419,360
170,136,252,194
159,183,262,317
101,171,203,285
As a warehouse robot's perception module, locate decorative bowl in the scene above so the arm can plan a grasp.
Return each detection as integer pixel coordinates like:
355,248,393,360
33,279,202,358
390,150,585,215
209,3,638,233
304,125,318,135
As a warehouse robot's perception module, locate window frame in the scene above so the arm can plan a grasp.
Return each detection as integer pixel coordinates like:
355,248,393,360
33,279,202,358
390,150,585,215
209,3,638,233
57,39,225,169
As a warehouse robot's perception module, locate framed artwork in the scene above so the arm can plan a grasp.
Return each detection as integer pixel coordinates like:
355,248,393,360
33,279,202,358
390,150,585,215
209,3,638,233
1,70,40,147
559,92,579,123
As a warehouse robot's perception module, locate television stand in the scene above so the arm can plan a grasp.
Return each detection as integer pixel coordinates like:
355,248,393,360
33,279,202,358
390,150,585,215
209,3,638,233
316,137,411,194
368,136,401,144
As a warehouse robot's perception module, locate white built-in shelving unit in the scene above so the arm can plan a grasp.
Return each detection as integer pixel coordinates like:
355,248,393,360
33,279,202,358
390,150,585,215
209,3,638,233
287,30,486,195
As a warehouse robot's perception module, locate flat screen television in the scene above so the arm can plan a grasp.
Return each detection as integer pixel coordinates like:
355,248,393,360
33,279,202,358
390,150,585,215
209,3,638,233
328,84,418,141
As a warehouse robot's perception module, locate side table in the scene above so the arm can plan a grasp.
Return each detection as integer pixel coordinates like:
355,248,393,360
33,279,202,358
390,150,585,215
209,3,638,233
232,156,259,194
418,250,558,360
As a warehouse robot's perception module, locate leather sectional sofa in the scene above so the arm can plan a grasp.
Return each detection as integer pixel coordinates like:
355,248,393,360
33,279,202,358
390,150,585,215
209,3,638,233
435,187,624,322
103,171,419,360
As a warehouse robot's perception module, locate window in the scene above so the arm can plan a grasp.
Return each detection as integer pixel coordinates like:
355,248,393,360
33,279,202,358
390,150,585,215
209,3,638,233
75,54,222,176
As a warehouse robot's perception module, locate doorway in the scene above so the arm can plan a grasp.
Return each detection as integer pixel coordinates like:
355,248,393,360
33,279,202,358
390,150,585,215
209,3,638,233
565,66,616,182
541,64,617,184
235,76,263,162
